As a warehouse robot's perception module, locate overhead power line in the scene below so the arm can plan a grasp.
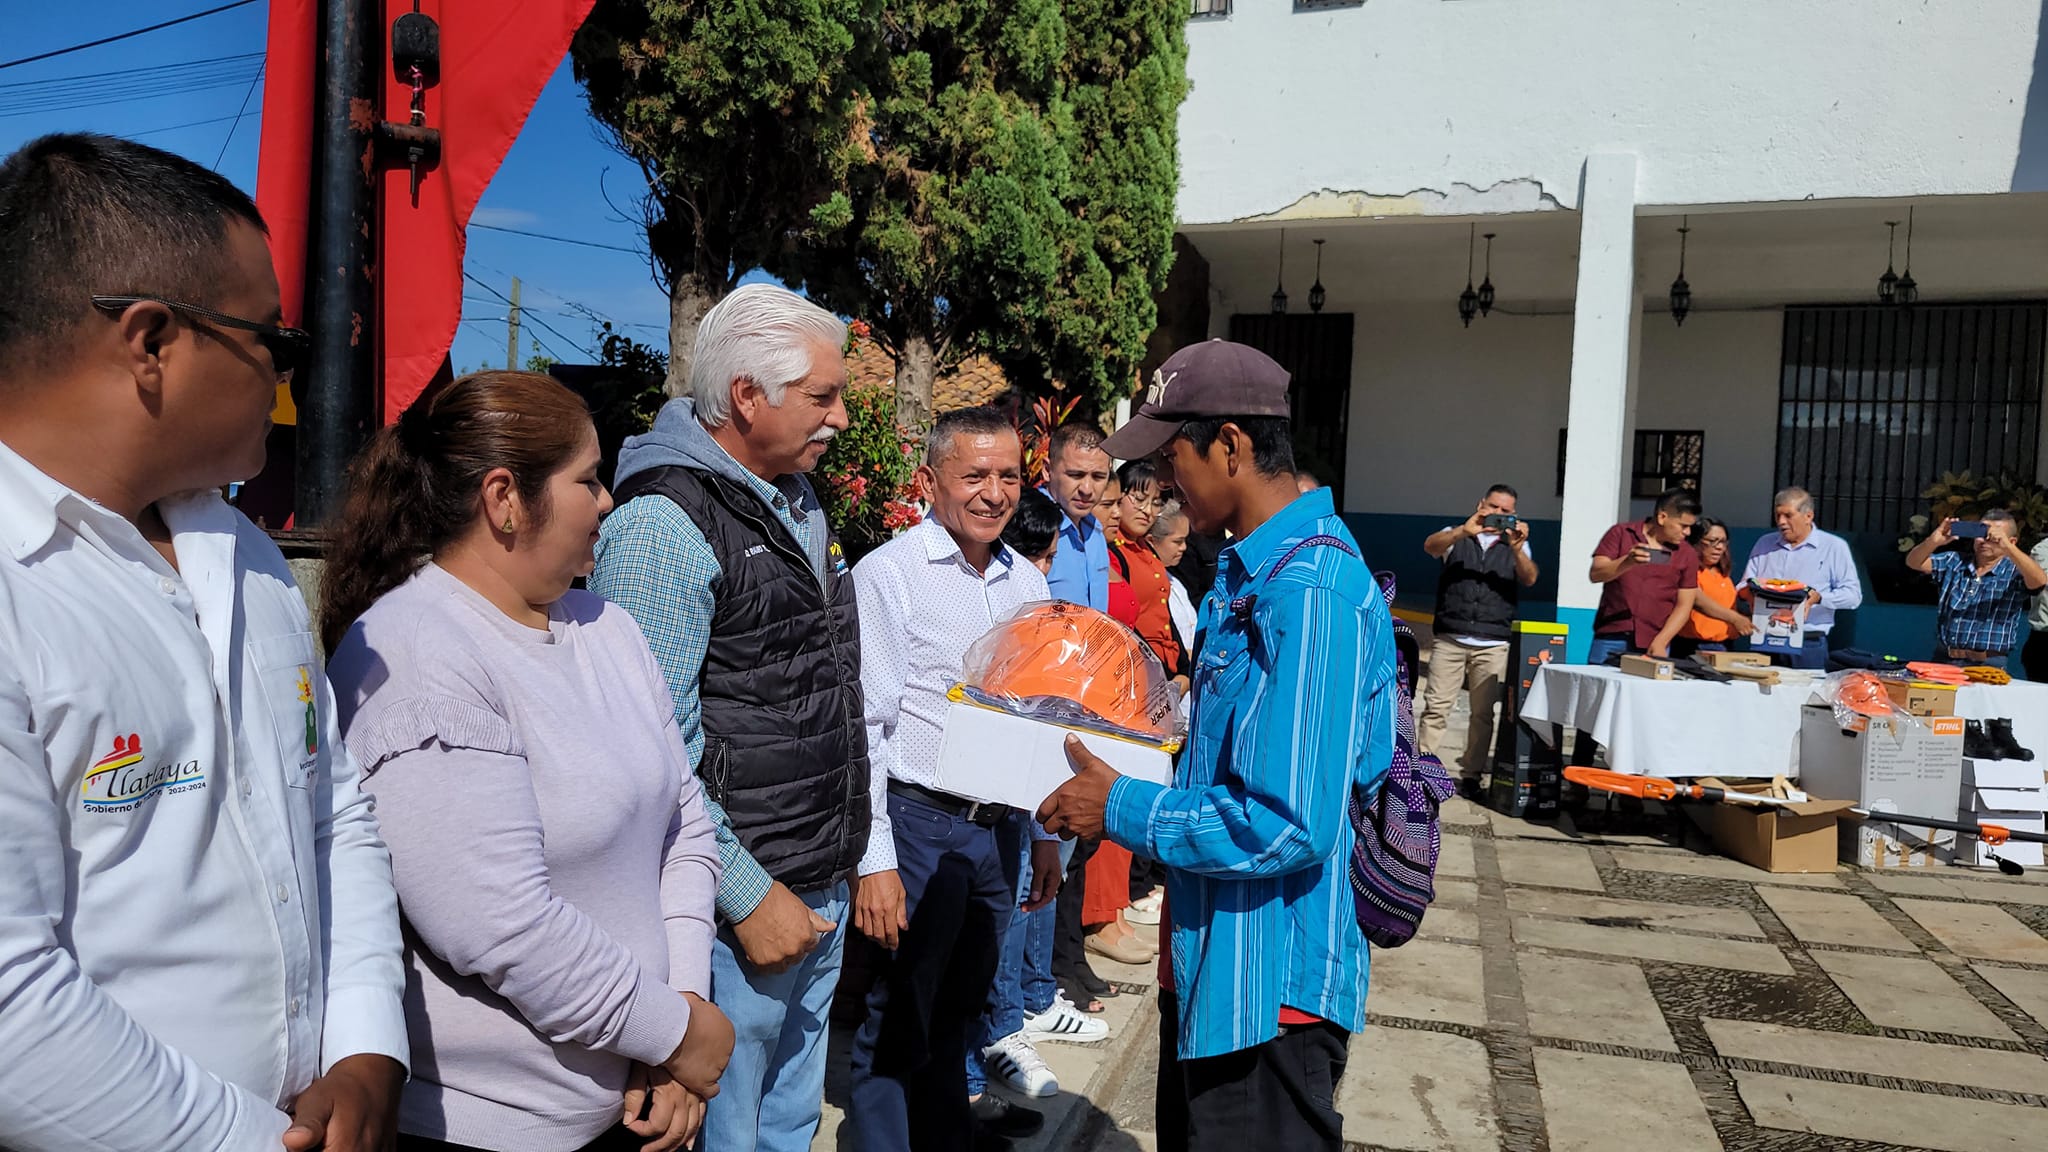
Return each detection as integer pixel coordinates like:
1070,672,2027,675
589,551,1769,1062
464,273,595,361
469,222,643,254
0,1,261,71
0,54,264,119
212,64,264,169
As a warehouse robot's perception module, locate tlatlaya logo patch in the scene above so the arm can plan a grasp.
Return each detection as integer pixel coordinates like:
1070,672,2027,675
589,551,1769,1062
80,733,205,813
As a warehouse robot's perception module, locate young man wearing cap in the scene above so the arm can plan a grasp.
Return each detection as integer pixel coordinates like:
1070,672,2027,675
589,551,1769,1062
1037,340,1397,1151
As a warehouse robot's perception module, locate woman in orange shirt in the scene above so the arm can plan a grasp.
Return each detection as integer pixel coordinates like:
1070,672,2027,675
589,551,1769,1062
1685,517,1758,652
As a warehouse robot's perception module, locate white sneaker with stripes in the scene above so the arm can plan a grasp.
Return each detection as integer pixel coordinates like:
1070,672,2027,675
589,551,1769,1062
982,1031,1060,1098
1021,992,1111,1045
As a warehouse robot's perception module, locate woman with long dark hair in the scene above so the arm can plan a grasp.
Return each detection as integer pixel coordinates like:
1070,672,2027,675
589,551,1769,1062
1683,516,1756,653
321,371,732,1152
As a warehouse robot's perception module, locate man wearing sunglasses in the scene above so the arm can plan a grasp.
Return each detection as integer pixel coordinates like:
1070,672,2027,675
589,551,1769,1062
0,135,406,1152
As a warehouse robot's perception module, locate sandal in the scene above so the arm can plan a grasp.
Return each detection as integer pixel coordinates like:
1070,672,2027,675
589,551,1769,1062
1059,973,1116,1011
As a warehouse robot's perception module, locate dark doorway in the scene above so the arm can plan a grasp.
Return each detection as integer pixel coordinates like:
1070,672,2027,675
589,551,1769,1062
1227,313,1355,502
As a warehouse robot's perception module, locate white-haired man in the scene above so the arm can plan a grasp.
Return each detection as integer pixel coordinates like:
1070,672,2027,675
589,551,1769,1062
590,284,869,1152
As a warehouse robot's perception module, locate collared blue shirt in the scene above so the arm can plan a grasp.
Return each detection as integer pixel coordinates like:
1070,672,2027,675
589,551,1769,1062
1043,502,1109,611
1104,488,1396,1060
1741,527,1863,633
1931,552,2035,654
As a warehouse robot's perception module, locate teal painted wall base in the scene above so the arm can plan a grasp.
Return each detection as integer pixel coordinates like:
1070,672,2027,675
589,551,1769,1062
1556,607,1595,664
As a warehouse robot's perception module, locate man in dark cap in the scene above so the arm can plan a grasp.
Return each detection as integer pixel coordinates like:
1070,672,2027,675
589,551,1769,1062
1037,341,1397,1152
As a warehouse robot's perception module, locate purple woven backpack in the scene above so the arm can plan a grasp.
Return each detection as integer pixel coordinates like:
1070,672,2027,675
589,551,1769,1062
1348,571,1455,948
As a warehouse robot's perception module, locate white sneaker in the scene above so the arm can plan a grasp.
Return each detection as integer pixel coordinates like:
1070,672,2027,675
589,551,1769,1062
1022,992,1112,1045
982,1031,1060,1098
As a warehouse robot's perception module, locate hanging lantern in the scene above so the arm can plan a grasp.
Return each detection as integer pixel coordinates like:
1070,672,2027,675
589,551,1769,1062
1669,217,1692,327
1477,232,1496,316
1895,206,1919,306
1457,224,1479,328
1308,239,1327,314
1270,228,1288,314
1877,220,1900,305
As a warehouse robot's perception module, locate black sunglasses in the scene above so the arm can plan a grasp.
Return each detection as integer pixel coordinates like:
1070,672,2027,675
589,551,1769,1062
92,294,310,381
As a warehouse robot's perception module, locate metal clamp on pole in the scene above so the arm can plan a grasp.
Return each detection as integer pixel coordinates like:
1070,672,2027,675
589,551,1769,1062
377,5,442,205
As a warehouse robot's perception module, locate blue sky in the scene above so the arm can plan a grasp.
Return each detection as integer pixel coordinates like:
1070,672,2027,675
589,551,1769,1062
2,1,676,374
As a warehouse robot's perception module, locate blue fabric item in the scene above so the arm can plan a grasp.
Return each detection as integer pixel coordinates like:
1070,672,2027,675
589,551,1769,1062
1103,488,1396,1061
1769,632,1830,671
591,395,831,922
1044,502,1110,611
850,793,1015,1150
1740,527,1862,634
966,815,1032,1097
1930,552,2034,656
1586,636,1633,666
700,881,849,1152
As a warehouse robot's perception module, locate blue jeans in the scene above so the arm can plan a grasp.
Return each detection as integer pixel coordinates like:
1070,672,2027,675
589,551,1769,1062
966,817,1045,1095
851,793,1015,1152
1587,636,1635,666
1767,631,1829,670
701,881,849,1152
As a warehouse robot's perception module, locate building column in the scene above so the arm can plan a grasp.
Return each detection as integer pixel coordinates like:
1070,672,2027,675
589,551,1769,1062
1555,154,1643,661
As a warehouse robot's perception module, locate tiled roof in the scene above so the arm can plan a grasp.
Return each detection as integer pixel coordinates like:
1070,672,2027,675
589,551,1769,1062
845,334,1011,414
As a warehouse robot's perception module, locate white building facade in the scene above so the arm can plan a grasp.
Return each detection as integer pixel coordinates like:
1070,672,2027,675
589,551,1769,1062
1168,0,2048,658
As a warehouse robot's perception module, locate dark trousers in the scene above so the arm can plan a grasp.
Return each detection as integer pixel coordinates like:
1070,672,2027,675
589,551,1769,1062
1768,631,1829,670
849,792,1016,1152
1154,992,1349,1152
2025,633,2048,683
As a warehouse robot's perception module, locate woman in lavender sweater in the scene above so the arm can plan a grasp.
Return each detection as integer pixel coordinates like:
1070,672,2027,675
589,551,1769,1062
322,372,733,1152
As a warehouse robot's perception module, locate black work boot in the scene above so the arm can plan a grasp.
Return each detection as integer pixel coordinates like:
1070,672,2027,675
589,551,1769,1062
1965,719,2003,760
1990,718,2036,762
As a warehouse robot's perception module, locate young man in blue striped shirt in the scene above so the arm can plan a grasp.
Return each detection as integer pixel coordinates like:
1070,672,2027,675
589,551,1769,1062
1039,340,1397,1151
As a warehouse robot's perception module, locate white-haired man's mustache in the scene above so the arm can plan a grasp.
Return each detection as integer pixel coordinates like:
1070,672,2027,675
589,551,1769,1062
809,427,839,445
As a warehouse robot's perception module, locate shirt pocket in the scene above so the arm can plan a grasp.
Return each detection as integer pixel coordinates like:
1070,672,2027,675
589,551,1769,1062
251,631,322,790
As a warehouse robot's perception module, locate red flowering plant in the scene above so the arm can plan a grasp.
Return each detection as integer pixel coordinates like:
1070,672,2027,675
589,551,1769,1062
816,322,925,561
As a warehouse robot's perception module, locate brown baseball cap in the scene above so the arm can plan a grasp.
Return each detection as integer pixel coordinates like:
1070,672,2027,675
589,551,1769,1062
1101,339,1292,461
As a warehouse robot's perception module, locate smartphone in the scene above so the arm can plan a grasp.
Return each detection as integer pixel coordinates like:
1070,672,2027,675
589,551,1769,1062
1951,521,1989,538
1482,514,1518,531
1644,547,1673,565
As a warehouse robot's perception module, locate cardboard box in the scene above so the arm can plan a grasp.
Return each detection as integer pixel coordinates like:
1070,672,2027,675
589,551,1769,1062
1799,706,1965,823
1844,818,1954,868
1750,585,1812,653
934,697,1174,813
1884,679,1958,718
1702,651,1772,671
1707,782,1854,873
1619,653,1675,681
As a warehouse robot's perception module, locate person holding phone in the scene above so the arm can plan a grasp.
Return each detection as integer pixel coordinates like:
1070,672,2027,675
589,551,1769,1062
1586,489,1702,663
1420,485,1540,794
1905,509,2048,668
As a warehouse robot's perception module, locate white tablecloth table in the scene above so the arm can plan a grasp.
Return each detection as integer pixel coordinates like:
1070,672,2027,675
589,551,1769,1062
1519,665,2048,780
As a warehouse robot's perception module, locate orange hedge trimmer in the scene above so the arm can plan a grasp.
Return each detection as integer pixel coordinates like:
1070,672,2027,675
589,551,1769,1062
1563,766,2048,875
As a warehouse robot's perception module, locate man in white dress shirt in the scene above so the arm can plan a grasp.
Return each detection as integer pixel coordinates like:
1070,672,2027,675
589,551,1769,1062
848,406,1064,1151
0,134,408,1152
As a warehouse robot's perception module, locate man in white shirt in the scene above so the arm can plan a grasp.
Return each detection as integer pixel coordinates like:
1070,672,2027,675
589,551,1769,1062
0,134,407,1152
849,407,1064,1152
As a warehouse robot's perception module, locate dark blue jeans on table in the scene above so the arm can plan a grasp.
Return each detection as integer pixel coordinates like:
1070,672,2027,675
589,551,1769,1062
850,791,1017,1152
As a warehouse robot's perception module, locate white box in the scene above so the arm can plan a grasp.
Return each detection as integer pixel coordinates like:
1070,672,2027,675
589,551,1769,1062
934,697,1174,813
1844,819,1954,869
1800,707,1965,823
1965,758,2048,790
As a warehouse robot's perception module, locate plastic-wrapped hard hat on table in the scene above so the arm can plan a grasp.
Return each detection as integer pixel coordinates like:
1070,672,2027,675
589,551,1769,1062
961,600,1180,743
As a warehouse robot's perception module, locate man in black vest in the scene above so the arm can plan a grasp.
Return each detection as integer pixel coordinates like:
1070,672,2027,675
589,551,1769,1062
590,284,870,1152
1419,485,1540,794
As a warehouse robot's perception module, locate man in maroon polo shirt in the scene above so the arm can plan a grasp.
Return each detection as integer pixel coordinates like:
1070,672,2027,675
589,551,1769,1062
1587,488,1702,663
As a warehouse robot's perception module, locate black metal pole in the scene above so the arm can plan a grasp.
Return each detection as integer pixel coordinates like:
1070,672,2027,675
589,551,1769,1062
297,0,379,528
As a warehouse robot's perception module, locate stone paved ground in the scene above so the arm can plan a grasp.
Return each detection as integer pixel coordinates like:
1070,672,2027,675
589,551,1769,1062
820,691,2048,1152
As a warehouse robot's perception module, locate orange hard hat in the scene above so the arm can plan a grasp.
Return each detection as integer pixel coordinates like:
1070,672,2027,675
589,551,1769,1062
966,601,1172,736
1836,671,1892,718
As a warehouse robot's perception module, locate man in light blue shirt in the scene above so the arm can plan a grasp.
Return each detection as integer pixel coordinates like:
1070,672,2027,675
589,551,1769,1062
1040,340,1395,1152
1041,425,1112,610
1740,486,1863,670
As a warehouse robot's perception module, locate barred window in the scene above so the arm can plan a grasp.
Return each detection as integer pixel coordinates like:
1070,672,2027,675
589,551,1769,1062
1633,430,1704,500
1776,303,2045,533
